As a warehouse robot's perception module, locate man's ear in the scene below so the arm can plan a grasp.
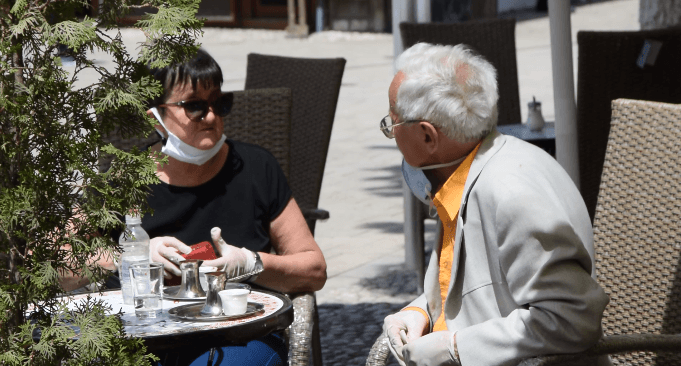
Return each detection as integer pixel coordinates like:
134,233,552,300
420,121,439,155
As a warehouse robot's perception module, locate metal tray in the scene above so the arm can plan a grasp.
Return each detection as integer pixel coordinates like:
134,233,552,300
168,302,264,322
164,286,206,301
163,267,263,301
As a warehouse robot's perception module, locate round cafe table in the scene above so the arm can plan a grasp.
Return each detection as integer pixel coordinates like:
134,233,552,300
63,289,293,352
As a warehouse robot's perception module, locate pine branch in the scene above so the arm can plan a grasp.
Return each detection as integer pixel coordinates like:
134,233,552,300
1,0,201,362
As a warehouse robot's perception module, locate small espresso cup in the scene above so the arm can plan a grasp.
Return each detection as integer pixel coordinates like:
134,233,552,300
218,283,251,316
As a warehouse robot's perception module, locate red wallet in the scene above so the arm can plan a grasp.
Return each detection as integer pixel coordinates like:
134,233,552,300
165,241,218,286
181,241,218,261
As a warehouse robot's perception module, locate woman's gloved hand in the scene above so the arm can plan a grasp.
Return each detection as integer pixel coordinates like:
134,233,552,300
203,227,256,278
149,236,192,278
383,310,429,366
403,331,460,366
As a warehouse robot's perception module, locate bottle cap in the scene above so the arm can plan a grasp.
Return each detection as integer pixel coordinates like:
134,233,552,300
125,214,142,225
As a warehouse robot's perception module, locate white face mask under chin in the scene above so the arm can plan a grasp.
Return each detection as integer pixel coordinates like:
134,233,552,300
150,107,227,166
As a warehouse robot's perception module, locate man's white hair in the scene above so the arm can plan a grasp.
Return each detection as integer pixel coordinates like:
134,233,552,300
395,42,498,142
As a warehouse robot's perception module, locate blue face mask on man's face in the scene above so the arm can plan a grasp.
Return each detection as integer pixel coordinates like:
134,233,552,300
401,156,467,215
402,159,434,206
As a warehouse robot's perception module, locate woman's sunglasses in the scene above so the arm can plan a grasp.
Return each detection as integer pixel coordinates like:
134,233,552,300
159,92,233,121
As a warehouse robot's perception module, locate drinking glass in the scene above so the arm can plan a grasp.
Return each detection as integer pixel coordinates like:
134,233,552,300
130,262,164,323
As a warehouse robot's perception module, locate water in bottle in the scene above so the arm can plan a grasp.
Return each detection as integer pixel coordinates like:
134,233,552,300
119,214,150,305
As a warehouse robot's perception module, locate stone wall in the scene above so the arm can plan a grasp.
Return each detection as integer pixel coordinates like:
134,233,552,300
640,0,681,30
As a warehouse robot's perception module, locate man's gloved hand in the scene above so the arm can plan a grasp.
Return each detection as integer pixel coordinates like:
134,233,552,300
383,310,429,366
203,227,256,278
403,331,460,366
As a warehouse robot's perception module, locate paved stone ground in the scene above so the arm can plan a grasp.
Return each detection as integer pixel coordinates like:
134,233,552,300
317,262,429,366
314,241,434,365
319,302,405,366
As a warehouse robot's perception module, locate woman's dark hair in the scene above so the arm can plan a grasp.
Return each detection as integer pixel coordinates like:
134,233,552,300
147,48,223,108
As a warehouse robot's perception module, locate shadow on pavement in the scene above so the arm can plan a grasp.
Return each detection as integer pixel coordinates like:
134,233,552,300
364,164,402,198
318,302,405,366
360,221,404,234
317,262,436,365
360,219,439,240
318,260,437,365
360,266,420,296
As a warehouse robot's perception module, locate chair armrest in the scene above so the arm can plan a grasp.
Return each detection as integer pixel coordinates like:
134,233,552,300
301,208,330,222
288,291,316,366
518,334,681,366
366,333,391,366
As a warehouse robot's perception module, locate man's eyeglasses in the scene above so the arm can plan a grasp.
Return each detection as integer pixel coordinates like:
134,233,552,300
379,114,422,138
159,92,234,121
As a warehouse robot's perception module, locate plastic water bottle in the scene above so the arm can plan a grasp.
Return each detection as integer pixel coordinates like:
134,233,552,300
119,214,150,305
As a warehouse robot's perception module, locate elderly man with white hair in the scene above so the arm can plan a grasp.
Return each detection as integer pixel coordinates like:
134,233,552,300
380,42,610,366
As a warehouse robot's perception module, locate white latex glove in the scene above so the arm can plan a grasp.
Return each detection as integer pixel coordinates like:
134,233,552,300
149,236,192,278
383,310,429,366
403,331,460,366
203,227,256,279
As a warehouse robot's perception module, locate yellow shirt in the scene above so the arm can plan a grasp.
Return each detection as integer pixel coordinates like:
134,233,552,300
431,143,482,332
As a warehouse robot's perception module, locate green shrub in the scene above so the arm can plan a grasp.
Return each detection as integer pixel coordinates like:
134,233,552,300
1,0,202,363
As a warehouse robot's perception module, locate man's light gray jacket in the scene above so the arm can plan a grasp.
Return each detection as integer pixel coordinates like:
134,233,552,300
408,131,610,366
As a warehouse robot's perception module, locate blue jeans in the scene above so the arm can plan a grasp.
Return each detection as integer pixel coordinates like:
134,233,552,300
156,332,287,366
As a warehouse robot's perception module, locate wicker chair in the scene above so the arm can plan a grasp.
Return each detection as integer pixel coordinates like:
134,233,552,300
221,88,292,174
576,28,681,222
224,88,320,366
245,54,346,366
245,53,346,236
102,88,320,366
400,18,521,126
366,99,681,366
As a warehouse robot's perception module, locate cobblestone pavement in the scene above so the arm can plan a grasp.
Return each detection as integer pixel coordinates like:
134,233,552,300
315,248,437,366
319,302,405,366
318,265,424,366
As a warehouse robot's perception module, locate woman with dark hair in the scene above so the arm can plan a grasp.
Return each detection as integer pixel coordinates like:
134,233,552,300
139,48,326,365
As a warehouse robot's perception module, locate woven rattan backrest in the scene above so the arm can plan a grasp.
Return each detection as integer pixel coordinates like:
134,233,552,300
100,128,161,173
245,54,346,234
594,99,681,365
222,88,292,178
100,88,292,179
399,18,520,126
577,29,681,222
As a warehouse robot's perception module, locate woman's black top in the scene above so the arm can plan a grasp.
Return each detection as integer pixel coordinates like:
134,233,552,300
142,139,292,254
